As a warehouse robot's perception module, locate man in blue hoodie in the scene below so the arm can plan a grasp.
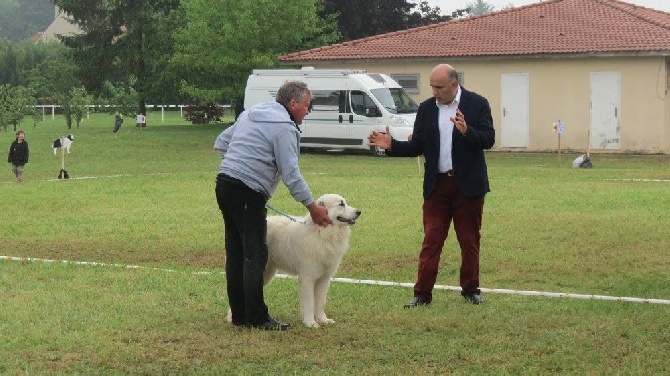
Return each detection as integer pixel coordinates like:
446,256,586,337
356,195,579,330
214,81,331,331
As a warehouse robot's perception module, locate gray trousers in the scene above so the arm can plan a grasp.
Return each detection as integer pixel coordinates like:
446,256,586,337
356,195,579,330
12,164,24,180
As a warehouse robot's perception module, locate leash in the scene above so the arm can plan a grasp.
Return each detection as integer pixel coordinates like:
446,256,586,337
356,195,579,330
265,203,306,224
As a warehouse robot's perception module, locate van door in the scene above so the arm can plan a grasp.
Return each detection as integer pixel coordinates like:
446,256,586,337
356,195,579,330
302,77,349,147
349,90,383,147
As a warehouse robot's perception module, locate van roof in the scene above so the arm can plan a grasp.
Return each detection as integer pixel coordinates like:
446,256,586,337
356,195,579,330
251,68,368,77
248,68,402,89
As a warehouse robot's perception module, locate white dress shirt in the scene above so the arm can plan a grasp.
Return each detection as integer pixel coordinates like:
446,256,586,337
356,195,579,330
436,86,462,173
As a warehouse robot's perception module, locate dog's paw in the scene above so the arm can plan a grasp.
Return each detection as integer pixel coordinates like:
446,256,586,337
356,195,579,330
226,308,232,323
303,320,320,328
317,317,335,325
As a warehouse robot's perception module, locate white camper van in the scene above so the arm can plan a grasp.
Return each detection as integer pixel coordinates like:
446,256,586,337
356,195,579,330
244,68,419,155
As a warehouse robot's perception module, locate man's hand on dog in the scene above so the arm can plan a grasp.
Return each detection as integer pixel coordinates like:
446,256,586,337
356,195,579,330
307,202,332,227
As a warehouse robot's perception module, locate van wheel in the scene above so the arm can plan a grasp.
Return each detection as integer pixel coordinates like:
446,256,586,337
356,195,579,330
370,146,386,157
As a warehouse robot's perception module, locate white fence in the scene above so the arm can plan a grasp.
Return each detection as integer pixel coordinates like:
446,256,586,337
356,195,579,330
36,104,191,123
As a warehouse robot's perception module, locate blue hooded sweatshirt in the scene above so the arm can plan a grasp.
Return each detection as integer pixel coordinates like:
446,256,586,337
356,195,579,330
214,101,314,206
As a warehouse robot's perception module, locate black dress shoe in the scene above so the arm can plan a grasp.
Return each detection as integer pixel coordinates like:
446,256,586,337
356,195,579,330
462,292,482,305
251,317,291,331
403,296,430,308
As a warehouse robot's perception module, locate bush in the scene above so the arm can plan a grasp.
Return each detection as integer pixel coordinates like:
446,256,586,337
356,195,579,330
184,102,225,124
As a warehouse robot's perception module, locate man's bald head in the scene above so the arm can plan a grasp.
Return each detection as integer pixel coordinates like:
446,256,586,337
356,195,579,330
430,64,460,105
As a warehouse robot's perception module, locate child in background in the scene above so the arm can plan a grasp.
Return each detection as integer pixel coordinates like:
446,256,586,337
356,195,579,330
7,130,29,183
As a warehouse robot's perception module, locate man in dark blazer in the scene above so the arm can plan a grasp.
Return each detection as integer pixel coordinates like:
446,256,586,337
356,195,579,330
368,63,495,306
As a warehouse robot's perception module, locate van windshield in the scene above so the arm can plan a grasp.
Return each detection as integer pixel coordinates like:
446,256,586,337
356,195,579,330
370,88,419,114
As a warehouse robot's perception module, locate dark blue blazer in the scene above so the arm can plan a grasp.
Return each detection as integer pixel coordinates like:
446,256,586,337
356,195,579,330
389,87,495,199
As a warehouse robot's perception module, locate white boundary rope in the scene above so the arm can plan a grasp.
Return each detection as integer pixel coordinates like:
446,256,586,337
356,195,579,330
4,174,666,185
2,255,669,305
604,178,670,182
323,276,670,305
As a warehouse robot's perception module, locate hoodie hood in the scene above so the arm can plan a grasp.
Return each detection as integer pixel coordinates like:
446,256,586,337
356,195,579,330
248,102,293,124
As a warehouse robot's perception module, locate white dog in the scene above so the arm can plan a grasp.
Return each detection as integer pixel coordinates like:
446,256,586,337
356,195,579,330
53,134,74,155
227,194,361,328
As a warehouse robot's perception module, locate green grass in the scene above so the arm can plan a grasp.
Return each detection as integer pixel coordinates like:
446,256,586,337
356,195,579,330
1,113,669,373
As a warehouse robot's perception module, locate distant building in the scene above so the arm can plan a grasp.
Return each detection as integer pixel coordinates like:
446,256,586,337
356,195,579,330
37,6,83,43
280,0,670,154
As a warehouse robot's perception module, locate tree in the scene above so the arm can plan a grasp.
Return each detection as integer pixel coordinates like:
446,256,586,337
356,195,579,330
321,0,409,41
0,84,11,131
28,49,80,122
25,43,77,93
0,39,21,86
172,0,339,116
102,77,139,118
28,54,94,129
69,86,93,128
0,39,67,87
411,0,452,25
320,0,457,42
52,0,182,118
55,85,93,129
0,0,53,41
184,102,225,125
466,0,495,16
139,5,190,107
0,84,38,132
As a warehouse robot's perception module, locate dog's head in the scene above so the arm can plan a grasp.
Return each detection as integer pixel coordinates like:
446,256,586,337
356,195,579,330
316,194,361,226
66,134,74,141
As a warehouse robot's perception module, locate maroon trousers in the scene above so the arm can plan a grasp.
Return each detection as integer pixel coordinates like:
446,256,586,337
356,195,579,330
414,174,484,302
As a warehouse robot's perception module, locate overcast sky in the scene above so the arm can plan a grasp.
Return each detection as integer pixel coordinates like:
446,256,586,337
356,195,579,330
423,0,670,14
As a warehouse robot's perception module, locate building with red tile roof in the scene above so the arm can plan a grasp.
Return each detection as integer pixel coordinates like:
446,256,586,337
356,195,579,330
279,0,670,154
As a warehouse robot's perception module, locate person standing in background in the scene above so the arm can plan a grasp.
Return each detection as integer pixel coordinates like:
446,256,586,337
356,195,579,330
113,112,124,134
136,113,146,127
8,130,29,183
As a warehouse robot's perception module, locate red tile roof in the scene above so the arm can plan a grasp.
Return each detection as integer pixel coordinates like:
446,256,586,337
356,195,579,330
279,0,670,62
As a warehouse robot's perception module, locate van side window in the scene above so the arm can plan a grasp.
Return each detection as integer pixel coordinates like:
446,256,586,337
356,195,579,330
310,90,340,112
350,90,380,117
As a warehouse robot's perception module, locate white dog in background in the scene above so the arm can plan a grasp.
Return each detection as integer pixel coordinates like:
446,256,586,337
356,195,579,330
227,194,361,328
53,134,74,155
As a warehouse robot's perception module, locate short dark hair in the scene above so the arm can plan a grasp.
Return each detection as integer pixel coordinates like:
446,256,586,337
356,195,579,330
448,69,459,82
275,81,310,106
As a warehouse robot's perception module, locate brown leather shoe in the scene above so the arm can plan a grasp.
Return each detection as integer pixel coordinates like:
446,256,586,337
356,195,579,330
403,296,430,308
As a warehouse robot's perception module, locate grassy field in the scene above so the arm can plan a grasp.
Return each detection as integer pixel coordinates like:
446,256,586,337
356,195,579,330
1,113,669,373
